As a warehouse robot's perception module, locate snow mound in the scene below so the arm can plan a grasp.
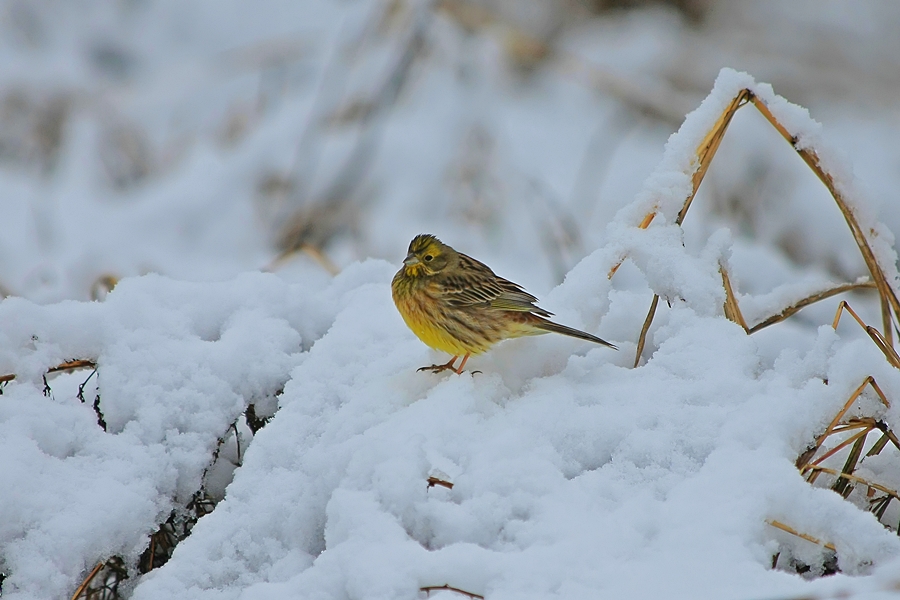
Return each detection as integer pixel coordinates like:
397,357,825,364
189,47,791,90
3,69,900,600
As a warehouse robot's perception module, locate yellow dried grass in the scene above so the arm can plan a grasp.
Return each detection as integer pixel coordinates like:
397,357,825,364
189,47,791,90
614,88,900,368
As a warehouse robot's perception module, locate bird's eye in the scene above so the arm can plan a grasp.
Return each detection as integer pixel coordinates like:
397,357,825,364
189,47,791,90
424,255,434,262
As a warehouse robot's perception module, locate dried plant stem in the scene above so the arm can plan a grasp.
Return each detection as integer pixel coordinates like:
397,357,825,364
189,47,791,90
48,359,97,374
819,377,888,437
749,96,900,345
70,562,104,600
832,301,900,369
678,89,753,226
767,520,837,552
633,294,659,368
720,264,749,332
1,359,97,384
607,87,900,366
805,465,900,501
796,377,891,478
748,281,876,334
805,427,872,484
421,584,484,600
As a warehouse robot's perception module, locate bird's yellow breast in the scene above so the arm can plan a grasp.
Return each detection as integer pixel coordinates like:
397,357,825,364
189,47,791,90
392,271,489,356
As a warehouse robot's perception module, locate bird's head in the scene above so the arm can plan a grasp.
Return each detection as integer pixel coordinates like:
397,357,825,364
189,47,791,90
402,234,453,277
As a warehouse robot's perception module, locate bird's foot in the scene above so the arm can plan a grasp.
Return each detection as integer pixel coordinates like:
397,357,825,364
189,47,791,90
417,354,475,375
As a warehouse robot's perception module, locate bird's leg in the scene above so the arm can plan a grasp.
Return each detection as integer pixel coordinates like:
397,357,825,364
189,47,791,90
454,354,471,374
417,355,458,373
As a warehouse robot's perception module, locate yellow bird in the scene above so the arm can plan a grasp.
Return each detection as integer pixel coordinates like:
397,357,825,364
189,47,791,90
391,234,617,374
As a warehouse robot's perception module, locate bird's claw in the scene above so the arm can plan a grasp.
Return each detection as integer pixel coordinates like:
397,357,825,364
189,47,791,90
416,364,482,376
417,363,457,374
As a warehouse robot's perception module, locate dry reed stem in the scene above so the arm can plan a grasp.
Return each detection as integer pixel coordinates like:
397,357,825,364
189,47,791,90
832,301,900,369
633,294,659,368
805,465,900,502
70,562,104,600
720,264,749,332
832,300,867,330
866,431,893,457
1,359,97,384
766,520,837,552
797,377,890,477
831,417,878,433
804,427,873,484
819,376,887,438
748,281,877,334
750,96,900,345
606,211,658,280
48,359,97,374
609,88,900,367
875,427,900,454
803,419,900,493
678,89,753,226
421,584,484,599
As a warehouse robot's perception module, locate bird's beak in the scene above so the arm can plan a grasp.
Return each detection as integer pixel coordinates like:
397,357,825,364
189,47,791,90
403,253,420,266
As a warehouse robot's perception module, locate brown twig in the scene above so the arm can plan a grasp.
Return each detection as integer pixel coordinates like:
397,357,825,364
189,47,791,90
421,584,484,600
48,359,97,374
427,476,454,489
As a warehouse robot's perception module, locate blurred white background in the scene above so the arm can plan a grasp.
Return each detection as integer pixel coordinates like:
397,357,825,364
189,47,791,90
0,0,897,304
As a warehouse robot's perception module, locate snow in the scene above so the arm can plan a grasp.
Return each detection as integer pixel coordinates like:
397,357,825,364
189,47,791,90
4,1,900,599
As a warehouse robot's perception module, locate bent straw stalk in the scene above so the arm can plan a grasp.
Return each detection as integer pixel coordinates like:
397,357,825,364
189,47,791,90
614,85,900,366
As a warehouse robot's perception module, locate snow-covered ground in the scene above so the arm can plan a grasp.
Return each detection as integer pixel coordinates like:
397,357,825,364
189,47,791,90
3,1,900,598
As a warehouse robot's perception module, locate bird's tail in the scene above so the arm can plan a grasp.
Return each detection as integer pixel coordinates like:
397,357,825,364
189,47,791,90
534,318,618,350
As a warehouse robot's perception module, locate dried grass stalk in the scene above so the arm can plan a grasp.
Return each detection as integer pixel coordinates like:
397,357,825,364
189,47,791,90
720,264,749,332
633,294,659,368
70,562,104,600
833,301,900,369
767,519,837,552
750,97,900,345
609,87,900,366
748,281,876,334
805,465,900,505
797,377,891,476
1,359,97,384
